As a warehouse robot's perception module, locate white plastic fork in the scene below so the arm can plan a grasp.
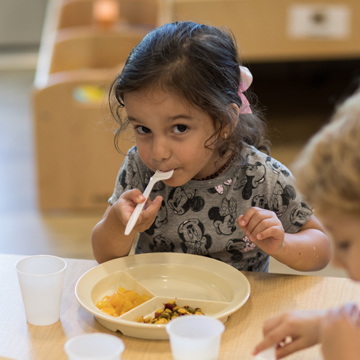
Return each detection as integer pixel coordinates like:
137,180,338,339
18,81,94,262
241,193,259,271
124,169,174,235
253,345,276,360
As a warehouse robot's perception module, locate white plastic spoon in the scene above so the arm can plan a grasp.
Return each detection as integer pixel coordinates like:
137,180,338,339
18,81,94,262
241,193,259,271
124,169,174,235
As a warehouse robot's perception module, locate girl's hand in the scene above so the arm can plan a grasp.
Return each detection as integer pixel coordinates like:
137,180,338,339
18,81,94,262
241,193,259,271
321,303,360,360
253,310,326,359
113,189,163,234
238,207,285,255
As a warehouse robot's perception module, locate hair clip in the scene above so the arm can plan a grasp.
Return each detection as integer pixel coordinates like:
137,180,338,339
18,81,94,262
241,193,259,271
238,66,253,114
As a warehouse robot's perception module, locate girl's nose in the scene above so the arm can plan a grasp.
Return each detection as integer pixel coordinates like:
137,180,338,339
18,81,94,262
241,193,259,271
151,136,171,162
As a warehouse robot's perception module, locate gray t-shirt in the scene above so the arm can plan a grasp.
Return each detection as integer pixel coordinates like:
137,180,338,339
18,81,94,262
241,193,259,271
109,144,312,272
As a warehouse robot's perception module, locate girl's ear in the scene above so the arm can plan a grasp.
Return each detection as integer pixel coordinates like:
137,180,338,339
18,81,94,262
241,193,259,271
230,103,240,120
221,103,239,139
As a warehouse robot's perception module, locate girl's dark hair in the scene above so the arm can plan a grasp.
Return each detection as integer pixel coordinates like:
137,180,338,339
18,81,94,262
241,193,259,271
110,21,270,158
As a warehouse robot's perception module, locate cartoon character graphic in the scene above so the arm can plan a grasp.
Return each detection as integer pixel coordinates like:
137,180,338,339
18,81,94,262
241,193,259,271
225,236,256,257
265,156,290,177
247,252,266,271
178,219,212,255
207,179,233,195
270,181,296,216
251,195,269,209
290,202,313,227
141,171,166,193
234,161,266,200
145,200,168,235
227,241,265,271
231,258,248,271
119,162,141,191
208,198,237,235
149,235,174,252
224,236,257,270
168,187,204,215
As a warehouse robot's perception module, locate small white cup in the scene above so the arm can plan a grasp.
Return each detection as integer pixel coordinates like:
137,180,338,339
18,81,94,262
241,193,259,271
64,333,125,360
15,255,67,326
166,315,225,360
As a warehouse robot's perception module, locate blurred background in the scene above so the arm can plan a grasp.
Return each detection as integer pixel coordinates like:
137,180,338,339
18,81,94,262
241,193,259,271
1,0,359,277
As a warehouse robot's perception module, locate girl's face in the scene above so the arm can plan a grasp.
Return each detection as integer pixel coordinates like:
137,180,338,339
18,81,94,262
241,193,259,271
124,88,225,187
319,210,360,281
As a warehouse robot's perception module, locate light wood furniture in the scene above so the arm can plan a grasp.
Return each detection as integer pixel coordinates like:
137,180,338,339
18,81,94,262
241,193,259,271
50,27,148,73
33,0,153,210
58,0,159,29
2,254,360,359
173,0,360,62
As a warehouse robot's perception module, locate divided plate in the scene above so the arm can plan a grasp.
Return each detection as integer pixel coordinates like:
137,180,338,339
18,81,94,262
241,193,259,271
75,253,250,340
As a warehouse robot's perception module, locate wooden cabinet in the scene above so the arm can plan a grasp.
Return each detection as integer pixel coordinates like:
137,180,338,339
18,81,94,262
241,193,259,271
172,0,360,61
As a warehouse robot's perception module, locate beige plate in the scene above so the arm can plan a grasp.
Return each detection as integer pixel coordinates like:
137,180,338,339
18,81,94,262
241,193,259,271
75,253,250,340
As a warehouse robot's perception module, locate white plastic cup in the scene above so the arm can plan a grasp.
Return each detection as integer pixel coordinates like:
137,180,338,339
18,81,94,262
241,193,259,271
15,255,67,326
64,333,125,360
166,316,225,360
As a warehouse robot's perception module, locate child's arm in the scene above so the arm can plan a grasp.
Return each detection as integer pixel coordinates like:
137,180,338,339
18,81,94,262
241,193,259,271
91,189,163,263
238,207,331,271
253,309,327,358
321,303,360,360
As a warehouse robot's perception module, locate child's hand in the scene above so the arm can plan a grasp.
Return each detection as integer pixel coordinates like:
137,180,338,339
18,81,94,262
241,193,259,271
321,302,360,360
114,189,163,234
238,207,285,255
253,310,326,359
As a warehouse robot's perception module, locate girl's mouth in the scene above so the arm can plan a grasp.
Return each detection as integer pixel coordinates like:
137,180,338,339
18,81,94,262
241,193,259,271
159,168,176,173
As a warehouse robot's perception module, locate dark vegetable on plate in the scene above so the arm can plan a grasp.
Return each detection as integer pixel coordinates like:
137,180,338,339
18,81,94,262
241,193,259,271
137,300,205,325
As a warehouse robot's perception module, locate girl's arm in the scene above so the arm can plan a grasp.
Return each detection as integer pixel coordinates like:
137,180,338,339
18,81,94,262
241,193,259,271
92,204,135,263
273,215,330,271
238,208,331,271
91,189,163,263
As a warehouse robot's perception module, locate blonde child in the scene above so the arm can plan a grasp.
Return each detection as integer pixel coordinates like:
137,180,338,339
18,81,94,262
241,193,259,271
92,21,330,273
253,89,360,359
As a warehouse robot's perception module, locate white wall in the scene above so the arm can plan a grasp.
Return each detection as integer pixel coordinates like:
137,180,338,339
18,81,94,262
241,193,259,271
0,0,48,47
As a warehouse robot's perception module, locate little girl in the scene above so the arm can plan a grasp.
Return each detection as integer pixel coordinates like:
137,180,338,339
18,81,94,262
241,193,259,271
92,21,330,272
253,89,360,359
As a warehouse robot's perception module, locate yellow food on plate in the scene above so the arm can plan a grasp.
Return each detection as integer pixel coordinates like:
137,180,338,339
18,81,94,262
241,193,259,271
96,286,150,317
137,300,205,325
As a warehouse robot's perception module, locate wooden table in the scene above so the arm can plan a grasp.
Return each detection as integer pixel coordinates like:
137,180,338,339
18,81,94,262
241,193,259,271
1,254,360,360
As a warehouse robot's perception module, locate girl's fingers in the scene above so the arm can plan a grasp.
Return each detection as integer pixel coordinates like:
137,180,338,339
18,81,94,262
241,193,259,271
137,196,163,227
256,226,284,241
339,302,359,318
275,337,310,359
254,322,291,354
330,302,360,325
116,190,146,224
122,189,145,204
238,207,260,226
148,196,163,211
144,195,153,209
241,208,277,234
262,315,286,335
238,215,245,226
249,219,277,240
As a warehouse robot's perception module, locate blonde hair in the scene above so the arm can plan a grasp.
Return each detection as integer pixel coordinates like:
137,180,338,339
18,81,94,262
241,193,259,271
292,89,360,215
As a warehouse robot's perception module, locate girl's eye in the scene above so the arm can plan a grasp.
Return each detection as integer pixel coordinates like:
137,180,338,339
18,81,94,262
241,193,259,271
135,126,151,134
173,124,188,134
